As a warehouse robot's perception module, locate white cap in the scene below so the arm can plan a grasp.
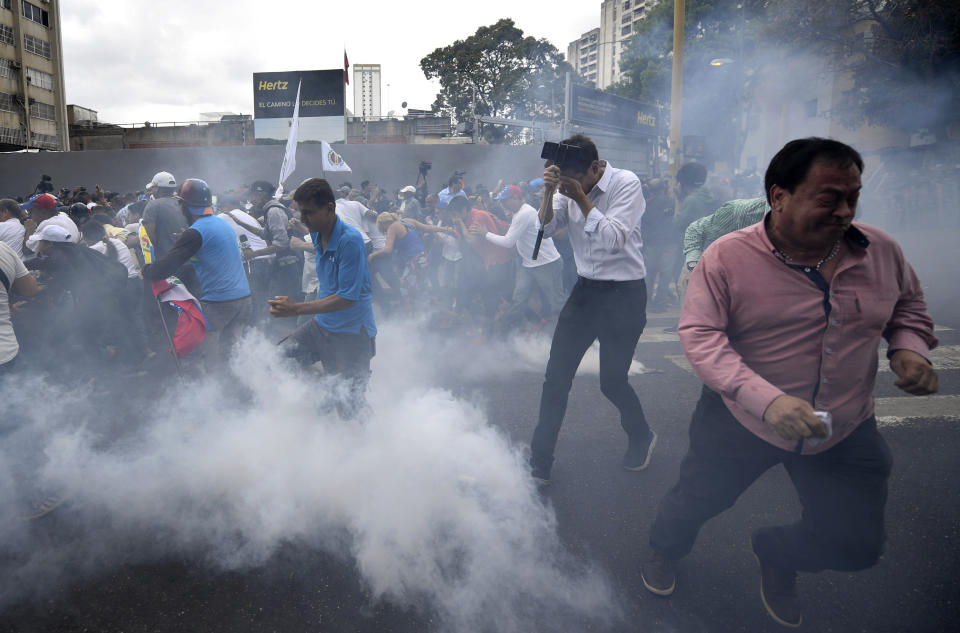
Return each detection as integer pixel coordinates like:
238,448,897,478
400,185,416,194
36,224,73,243
145,171,176,190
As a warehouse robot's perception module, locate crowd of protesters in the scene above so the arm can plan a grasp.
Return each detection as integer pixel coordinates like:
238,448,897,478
0,157,749,384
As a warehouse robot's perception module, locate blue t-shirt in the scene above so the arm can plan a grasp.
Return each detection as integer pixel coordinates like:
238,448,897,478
190,215,251,302
313,218,377,338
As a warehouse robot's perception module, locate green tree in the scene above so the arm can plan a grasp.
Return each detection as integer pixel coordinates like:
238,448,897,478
420,19,573,143
610,0,766,168
764,0,960,133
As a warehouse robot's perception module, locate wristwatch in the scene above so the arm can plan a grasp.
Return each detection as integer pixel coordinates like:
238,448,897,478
686,261,697,270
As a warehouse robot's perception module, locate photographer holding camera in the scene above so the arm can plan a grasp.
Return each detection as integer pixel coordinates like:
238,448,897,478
528,134,656,484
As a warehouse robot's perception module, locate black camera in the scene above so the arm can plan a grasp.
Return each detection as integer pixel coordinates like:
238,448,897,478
419,161,432,172
541,142,589,172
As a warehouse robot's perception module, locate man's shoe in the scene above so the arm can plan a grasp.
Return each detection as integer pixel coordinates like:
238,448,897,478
640,548,676,596
623,430,657,471
753,549,802,628
529,455,552,486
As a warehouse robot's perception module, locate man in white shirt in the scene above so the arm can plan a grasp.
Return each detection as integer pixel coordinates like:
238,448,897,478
334,186,373,248
529,134,655,484
0,199,26,259
0,241,39,374
23,194,80,255
469,185,566,330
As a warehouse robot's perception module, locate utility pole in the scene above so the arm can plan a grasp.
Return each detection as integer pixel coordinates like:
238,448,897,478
471,85,479,143
668,0,685,185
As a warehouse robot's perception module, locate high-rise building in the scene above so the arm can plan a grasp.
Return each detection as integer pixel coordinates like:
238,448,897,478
569,0,658,90
567,28,600,86
353,64,381,118
0,0,68,151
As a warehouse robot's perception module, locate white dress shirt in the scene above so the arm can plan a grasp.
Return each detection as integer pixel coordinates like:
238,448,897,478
543,163,646,281
484,203,560,268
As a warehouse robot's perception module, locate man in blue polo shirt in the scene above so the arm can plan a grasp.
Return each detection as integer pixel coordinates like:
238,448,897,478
268,178,376,419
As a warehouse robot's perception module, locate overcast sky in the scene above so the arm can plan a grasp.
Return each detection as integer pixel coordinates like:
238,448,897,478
60,1,598,124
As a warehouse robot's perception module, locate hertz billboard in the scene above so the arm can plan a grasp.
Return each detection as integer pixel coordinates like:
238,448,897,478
252,69,345,143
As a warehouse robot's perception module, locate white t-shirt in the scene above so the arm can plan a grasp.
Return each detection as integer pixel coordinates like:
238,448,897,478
435,219,462,262
25,213,81,251
219,210,273,260
335,199,371,244
483,203,560,268
0,217,25,259
90,238,139,278
0,241,29,364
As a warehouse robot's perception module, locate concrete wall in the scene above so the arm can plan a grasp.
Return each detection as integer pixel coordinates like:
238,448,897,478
0,143,546,198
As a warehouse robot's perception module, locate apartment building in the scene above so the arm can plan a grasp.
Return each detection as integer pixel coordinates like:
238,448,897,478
353,63,382,118
569,0,658,89
0,0,68,151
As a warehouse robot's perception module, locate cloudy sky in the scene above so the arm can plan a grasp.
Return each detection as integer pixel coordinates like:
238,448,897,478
60,1,598,124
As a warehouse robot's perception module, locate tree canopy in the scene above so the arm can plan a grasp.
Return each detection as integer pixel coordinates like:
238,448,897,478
420,19,572,143
611,0,959,135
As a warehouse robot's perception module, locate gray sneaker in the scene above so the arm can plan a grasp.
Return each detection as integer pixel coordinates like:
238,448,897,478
640,548,676,596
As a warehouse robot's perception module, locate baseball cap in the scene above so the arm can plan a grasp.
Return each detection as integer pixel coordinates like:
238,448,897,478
35,223,73,242
400,185,416,194
528,178,545,191
249,180,275,195
495,185,524,201
31,193,59,211
145,171,177,190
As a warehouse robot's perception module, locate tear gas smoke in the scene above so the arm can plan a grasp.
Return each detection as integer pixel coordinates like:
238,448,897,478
0,325,622,632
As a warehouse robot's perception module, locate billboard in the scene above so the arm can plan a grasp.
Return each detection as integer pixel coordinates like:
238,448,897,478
253,69,345,143
569,85,660,137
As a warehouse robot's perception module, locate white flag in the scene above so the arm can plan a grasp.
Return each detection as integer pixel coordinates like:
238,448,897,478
321,141,352,172
276,79,302,198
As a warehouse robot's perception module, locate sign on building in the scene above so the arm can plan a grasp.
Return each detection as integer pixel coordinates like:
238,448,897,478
569,84,659,137
253,70,345,143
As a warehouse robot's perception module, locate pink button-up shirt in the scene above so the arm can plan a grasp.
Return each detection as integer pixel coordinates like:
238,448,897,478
679,217,937,453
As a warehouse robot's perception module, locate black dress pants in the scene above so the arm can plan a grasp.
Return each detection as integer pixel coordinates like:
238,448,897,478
650,386,893,573
530,277,650,471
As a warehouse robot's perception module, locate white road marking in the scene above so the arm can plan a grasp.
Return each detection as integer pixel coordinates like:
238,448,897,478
876,395,960,425
665,346,960,374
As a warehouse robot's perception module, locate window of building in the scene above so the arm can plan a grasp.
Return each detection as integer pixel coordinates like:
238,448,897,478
1,0,10,10
20,1,48,26
32,131,59,150
29,98,54,120
590,33,598,42
0,24,12,46
0,57,14,79
621,25,632,36
25,66,53,90
623,0,631,10
23,33,51,59
0,126,24,145
622,13,632,24
805,98,818,118
0,91,13,112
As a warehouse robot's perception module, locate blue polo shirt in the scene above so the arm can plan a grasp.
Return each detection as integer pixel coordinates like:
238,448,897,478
312,218,377,338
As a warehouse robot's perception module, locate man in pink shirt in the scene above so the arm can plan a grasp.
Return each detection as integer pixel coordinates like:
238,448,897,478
640,138,939,628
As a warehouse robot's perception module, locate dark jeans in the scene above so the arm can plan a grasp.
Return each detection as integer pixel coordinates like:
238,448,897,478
530,277,650,471
650,386,893,573
280,319,375,420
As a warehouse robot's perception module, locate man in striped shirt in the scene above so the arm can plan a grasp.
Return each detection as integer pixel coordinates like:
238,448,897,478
678,197,770,298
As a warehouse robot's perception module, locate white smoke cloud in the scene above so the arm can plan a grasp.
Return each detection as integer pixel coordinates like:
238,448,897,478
0,326,622,632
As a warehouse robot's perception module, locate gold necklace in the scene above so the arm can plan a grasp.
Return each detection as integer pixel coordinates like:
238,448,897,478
776,240,841,271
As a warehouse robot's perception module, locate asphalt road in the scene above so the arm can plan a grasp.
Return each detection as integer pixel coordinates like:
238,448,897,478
2,299,957,633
